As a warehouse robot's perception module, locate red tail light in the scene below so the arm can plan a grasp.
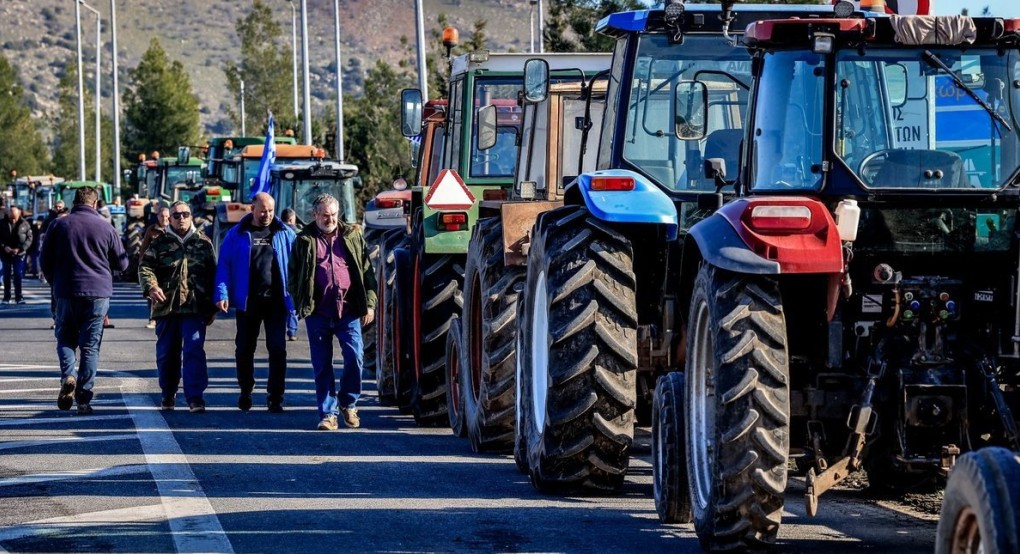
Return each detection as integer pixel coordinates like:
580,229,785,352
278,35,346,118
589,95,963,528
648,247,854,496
376,198,403,209
747,205,812,232
438,212,468,231
590,176,635,191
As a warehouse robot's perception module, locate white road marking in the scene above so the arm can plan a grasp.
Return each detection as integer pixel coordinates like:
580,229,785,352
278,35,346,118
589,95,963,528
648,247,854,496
0,388,61,394
0,414,130,427
0,464,149,487
123,388,234,553
0,504,167,544
0,434,136,451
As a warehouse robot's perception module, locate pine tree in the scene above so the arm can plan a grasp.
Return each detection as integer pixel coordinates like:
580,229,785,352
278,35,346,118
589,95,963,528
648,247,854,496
122,39,201,161
224,0,294,137
0,53,49,181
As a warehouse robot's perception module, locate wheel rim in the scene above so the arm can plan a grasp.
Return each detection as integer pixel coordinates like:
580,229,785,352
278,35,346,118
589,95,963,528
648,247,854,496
531,270,549,432
653,400,664,504
689,297,714,511
449,331,462,418
412,255,421,380
950,507,982,554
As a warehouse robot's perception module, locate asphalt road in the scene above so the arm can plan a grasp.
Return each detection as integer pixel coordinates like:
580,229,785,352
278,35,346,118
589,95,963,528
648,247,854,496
0,279,939,553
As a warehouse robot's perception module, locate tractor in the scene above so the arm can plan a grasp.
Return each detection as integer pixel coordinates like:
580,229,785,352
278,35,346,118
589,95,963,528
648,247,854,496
645,1,1020,549
392,52,611,426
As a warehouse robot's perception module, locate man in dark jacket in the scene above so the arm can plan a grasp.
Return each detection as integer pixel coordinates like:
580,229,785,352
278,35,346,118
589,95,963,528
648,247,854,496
288,194,377,431
0,205,32,304
215,192,296,413
138,201,218,413
40,187,128,414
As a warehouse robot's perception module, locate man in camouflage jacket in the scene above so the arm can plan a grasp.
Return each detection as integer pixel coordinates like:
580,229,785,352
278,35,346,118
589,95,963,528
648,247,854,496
138,201,217,413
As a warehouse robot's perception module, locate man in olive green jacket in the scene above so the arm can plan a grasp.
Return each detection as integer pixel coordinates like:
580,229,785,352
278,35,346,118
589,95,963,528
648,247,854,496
288,193,377,431
138,201,217,413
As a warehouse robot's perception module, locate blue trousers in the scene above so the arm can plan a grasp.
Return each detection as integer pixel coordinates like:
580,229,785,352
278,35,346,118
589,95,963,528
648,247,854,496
306,313,363,418
155,315,209,402
55,297,110,404
2,254,25,302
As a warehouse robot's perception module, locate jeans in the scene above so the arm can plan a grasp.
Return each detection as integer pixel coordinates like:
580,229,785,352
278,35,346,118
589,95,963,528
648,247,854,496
155,315,209,402
1,254,25,301
235,299,289,401
55,297,110,404
287,310,298,338
306,313,363,418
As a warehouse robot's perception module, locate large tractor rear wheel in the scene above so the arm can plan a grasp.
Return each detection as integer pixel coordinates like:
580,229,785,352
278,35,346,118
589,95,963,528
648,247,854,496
376,229,404,406
445,316,467,437
462,217,524,453
653,371,692,524
392,234,415,413
122,220,145,282
411,249,464,427
686,264,790,551
936,446,1020,554
361,228,386,379
518,206,638,492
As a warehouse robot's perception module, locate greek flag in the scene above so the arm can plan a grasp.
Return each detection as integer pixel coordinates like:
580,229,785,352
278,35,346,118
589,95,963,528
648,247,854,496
251,112,275,199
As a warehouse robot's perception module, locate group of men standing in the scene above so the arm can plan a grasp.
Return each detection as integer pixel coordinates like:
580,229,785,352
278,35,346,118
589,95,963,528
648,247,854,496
43,187,377,431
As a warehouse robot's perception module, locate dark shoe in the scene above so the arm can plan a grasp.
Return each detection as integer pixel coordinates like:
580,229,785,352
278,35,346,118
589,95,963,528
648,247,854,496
340,407,361,428
16,299,25,305
238,394,252,412
188,399,206,413
161,394,176,411
77,403,93,415
317,415,339,431
268,400,284,413
57,376,76,411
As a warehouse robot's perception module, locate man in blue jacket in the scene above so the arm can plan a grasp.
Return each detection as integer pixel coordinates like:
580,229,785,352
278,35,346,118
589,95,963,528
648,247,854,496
215,192,296,412
40,187,128,414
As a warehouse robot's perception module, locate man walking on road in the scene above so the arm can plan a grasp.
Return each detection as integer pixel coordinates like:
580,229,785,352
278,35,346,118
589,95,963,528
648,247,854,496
215,192,296,412
0,205,32,304
141,206,171,329
289,194,376,430
40,187,128,414
138,201,218,413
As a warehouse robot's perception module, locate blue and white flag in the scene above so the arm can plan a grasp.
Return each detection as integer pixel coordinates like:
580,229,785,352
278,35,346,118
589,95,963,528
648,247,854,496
251,112,276,199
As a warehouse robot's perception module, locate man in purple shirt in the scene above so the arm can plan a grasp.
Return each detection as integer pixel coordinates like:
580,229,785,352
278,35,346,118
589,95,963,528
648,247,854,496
288,194,377,430
40,187,128,414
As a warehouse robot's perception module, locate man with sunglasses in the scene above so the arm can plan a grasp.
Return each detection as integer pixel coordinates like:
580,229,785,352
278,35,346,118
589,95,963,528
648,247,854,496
138,201,218,413
40,187,128,415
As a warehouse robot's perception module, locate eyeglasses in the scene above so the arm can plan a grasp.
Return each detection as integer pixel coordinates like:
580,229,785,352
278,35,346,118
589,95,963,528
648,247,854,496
171,212,192,220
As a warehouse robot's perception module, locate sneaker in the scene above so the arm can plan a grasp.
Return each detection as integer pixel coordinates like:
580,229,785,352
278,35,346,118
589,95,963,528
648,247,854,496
16,299,25,305
238,393,252,412
267,400,284,413
340,407,361,428
2,299,11,305
161,394,175,411
188,399,206,413
57,376,76,410
317,415,339,431
287,334,298,342
146,320,156,329
77,403,93,415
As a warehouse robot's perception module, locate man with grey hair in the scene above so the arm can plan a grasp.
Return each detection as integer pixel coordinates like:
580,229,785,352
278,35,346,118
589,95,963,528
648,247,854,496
288,193,377,430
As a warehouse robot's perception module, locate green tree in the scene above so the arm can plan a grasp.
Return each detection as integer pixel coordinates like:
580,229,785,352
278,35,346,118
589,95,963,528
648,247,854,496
224,0,295,136
342,59,416,213
0,52,49,181
50,59,115,183
545,0,644,52
122,39,201,161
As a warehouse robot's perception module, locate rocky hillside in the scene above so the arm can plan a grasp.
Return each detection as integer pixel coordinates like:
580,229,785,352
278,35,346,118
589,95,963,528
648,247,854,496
0,0,540,137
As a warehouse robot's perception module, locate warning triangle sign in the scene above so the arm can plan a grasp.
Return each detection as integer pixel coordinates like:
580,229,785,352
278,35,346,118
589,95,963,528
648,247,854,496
424,169,475,210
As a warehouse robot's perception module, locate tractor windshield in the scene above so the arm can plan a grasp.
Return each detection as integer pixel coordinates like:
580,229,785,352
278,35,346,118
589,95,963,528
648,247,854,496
835,47,1020,190
619,34,751,192
278,177,357,227
471,82,522,178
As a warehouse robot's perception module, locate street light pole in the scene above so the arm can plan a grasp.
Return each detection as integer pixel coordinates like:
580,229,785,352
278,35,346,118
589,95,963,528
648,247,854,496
413,0,428,101
333,0,344,162
529,0,536,53
240,79,246,136
537,0,544,53
80,0,101,183
289,0,299,122
110,0,121,195
74,0,86,180
300,0,312,145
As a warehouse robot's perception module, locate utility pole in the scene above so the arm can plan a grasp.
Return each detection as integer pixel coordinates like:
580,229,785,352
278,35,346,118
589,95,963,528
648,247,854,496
537,0,544,53
110,0,121,195
74,0,86,180
80,0,101,183
414,0,428,101
333,0,345,162
289,0,299,122
300,0,312,145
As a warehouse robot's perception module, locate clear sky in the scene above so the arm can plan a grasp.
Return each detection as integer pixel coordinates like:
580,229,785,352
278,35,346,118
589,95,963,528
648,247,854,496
932,0,1015,15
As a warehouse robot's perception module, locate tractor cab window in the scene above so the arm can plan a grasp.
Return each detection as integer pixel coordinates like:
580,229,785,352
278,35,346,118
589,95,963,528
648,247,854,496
750,51,825,191
620,34,751,192
470,80,522,179
277,176,356,227
835,47,1020,190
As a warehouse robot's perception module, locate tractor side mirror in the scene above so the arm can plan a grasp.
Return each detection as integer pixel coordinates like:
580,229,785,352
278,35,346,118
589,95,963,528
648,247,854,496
523,58,550,103
674,80,708,140
477,104,498,151
400,88,423,137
